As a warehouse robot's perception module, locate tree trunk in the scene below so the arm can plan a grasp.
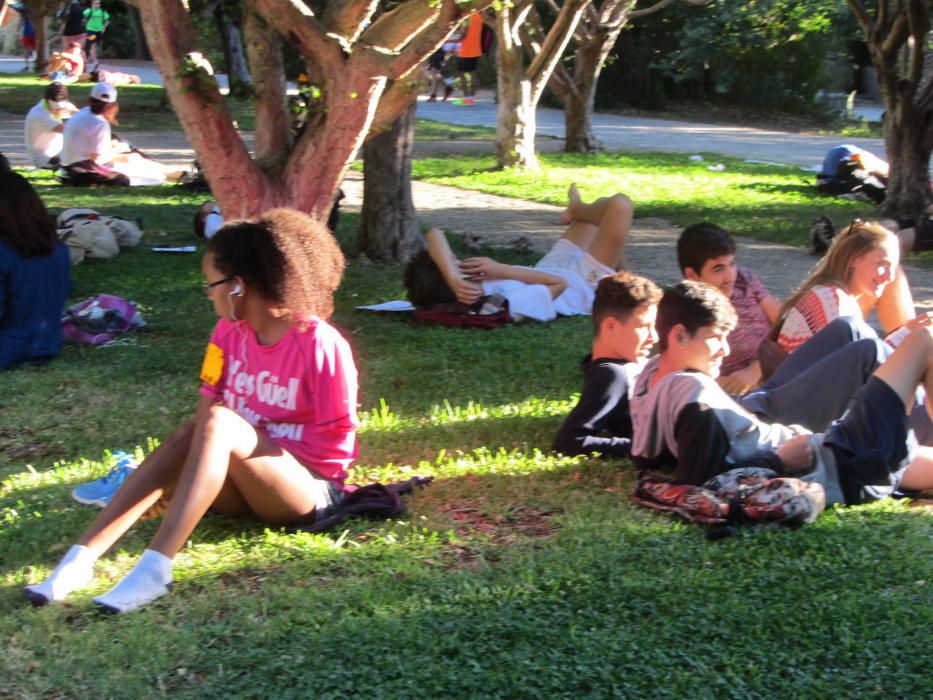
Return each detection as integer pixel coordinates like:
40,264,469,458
243,7,288,164
495,18,539,170
564,73,598,153
880,104,933,217
357,98,425,262
563,21,623,154
214,3,251,98
140,0,284,218
33,13,48,73
128,7,151,60
849,0,933,217
283,71,387,222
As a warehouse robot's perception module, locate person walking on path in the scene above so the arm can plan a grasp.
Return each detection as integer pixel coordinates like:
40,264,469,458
83,0,110,68
59,0,87,50
454,11,483,105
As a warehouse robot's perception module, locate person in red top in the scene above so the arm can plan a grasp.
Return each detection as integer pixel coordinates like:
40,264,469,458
455,11,484,104
24,209,359,613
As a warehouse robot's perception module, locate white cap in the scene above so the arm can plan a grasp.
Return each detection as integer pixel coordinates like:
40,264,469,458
90,82,117,103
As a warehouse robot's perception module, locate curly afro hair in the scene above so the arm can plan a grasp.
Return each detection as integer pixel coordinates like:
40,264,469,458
207,208,345,323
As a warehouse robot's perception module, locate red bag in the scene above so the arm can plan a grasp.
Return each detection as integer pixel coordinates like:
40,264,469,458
414,295,511,329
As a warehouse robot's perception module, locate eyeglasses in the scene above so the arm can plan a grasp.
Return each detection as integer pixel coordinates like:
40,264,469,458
202,276,232,296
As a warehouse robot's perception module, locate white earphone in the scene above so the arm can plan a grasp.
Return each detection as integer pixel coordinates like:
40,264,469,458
229,283,242,296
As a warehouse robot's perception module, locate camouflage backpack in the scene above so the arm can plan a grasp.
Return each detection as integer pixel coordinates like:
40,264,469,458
632,467,825,539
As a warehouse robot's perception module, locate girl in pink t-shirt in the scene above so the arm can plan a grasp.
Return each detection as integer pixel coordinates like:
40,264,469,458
25,209,358,613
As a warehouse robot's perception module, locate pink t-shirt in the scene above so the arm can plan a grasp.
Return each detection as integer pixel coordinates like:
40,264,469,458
199,317,359,487
722,268,770,375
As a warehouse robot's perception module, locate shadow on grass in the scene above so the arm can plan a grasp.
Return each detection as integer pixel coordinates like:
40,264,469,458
1,462,931,697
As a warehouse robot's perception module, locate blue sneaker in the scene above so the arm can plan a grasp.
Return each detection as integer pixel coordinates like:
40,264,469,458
71,452,138,508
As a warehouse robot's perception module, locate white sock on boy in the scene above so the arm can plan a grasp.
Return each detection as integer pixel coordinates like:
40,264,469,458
23,544,97,606
93,549,174,613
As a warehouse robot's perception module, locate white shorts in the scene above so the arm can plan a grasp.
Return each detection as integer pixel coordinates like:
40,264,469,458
534,238,614,316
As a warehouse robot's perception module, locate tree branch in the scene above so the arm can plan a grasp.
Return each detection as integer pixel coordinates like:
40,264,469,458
243,3,289,164
527,0,588,90
323,0,379,44
383,0,493,81
879,11,910,61
252,0,343,74
368,80,420,135
905,0,930,90
846,0,872,35
630,0,675,21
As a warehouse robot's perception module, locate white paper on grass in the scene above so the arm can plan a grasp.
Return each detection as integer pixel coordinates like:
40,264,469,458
355,300,415,312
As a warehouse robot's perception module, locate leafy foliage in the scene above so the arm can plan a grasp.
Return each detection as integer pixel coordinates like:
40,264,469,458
598,0,855,114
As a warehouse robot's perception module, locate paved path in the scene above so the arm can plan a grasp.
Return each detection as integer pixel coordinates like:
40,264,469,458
1,53,886,168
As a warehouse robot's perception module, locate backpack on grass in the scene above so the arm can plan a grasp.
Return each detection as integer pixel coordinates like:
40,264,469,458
63,293,147,346
414,294,511,329
56,209,143,264
632,467,825,539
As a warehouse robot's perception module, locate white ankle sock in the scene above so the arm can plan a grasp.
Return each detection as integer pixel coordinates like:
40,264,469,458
93,549,174,613
24,544,97,605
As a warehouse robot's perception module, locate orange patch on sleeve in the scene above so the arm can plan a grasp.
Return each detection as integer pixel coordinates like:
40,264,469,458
200,342,224,386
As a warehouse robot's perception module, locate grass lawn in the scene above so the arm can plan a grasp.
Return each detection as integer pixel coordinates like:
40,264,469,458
412,152,885,249
1,168,930,698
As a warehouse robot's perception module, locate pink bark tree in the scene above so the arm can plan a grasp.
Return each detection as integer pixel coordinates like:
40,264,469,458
136,0,489,222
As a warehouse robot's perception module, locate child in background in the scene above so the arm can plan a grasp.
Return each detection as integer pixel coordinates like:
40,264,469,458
676,223,780,394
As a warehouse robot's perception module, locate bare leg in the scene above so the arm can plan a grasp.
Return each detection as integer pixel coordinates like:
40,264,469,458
875,266,916,333
559,184,633,269
147,405,325,557
90,406,327,612
873,326,933,414
78,419,195,556
899,446,933,491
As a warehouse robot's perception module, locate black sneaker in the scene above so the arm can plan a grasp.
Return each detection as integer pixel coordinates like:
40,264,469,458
810,215,836,255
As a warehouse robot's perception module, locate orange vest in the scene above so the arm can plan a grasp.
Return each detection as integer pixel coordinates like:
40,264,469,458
458,13,483,59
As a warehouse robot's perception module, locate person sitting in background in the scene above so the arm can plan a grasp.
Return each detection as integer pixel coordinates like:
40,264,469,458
24,82,78,168
0,169,72,371
61,83,184,185
44,41,84,83
676,222,781,395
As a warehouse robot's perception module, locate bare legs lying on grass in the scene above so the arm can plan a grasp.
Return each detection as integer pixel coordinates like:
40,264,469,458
418,184,633,310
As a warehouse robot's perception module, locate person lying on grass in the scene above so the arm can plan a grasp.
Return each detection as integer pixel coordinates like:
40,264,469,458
24,209,359,613
404,185,632,322
631,281,933,505
676,222,781,395
552,273,901,459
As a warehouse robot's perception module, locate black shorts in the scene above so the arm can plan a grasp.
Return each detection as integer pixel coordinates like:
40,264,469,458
86,32,101,46
824,376,917,504
428,49,445,70
458,56,479,73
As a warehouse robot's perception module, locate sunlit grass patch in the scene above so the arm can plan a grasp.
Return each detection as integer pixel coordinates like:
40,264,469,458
412,151,879,248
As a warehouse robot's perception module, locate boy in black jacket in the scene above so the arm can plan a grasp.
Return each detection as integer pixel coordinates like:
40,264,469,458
553,272,662,458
